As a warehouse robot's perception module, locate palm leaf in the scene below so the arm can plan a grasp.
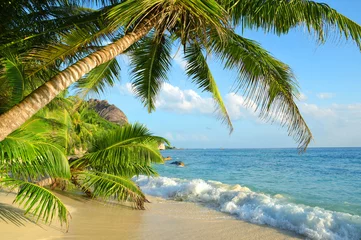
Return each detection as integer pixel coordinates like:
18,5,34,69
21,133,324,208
0,178,70,228
211,30,312,151
0,53,25,112
25,21,116,81
130,33,172,112
0,4,102,51
226,0,361,48
184,43,233,133
74,58,121,98
0,128,71,179
73,171,146,209
71,123,167,177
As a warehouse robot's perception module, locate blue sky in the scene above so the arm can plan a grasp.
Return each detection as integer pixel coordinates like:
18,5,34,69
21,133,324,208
99,1,361,149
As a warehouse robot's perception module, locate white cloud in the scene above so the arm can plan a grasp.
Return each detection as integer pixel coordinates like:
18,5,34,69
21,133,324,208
317,92,334,99
299,103,336,118
119,82,135,95
298,102,361,146
119,82,361,139
224,93,257,120
298,92,308,101
119,83,258,120
173,51,187,70
155,83,215,114
163,132,209,142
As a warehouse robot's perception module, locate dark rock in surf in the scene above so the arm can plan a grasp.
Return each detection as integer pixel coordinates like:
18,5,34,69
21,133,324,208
170,161,185,167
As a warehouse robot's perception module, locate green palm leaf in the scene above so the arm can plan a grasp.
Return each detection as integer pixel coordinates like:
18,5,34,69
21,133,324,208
25,22,115,82
0,4,102,50
0,53,25,113
71,123,167,177
0,178,70,228
73,171,146,209
130,33,172,112
211,30,312,151
226,0,361,47
0,128,71,179
75,58,121,98
184,43,233,133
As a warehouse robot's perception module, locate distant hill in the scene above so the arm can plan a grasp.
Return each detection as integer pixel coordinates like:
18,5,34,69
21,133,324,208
88,99,128,126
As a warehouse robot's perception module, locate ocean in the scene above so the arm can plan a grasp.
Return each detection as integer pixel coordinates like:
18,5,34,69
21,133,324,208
134,148,361,240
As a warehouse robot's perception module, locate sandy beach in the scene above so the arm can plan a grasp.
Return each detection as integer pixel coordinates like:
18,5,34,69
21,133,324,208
0,191,302,240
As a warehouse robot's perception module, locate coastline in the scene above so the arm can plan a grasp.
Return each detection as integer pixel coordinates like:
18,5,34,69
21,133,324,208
0,191,301,240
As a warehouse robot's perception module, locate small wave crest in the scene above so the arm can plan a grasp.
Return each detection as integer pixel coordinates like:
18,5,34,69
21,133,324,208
134,176,361,240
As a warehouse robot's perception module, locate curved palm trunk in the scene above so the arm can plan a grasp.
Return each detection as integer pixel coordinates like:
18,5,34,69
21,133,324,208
0,23,153,142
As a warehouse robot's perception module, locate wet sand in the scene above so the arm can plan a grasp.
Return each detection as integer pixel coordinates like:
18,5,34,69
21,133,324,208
0,191,302,240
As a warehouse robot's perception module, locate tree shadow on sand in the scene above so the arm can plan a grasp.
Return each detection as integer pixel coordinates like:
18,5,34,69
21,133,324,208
0,202,34,226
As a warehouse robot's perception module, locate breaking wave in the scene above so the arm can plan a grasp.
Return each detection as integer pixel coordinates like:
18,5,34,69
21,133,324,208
134,176,361,240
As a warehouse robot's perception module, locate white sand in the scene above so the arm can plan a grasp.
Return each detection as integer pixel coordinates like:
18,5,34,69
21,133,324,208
0,191,302,240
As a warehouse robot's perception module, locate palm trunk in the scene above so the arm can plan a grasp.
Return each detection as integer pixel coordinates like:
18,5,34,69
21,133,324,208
0,22,153,142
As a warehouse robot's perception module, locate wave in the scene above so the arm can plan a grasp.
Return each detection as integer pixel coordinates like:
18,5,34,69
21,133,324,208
134,176,361,240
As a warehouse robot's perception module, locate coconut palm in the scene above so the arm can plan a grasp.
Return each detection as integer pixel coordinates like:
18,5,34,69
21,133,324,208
0,96,167,228
70,122,166,209
0,116,72,228
1,0,361,150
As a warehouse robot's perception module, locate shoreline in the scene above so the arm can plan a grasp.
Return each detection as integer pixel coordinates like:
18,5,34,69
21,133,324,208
0,191,302,240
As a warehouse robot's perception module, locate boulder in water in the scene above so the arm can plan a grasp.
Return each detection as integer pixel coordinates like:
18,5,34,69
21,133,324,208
170,161,185,167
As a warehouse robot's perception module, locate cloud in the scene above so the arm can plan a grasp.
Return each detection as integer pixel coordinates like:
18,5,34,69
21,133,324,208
155,83,215,114
298,102,361,146
119,82,361,130
173,51,187,70
163,132,209,142
317,92,334,99
328,103,361,124
119,82,257,120
298,92,308,101
224,93,257,120
299,103,336,118
299,102,361,128
119,82,135,95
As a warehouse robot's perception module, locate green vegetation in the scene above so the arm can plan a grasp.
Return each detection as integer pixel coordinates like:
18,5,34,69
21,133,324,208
165,145,177,150
2,0,361,150
0,96,167,229
1,0,361,229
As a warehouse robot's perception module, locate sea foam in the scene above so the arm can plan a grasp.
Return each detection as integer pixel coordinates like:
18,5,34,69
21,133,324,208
134,176,361,240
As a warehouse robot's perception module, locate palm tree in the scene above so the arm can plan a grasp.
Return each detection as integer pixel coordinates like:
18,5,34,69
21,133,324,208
1,0,361,151
70,122,166,210
0,96,168,228
0,115,72,228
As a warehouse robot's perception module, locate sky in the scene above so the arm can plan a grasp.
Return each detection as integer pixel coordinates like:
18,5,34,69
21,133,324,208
96,0,361,149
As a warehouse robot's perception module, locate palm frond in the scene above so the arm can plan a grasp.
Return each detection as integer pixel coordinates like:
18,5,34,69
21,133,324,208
107,0,228,47
225,0,361,48
74,58,121,98
184,43,233,133
130,33,172,112
90,122,168,151
0,52,25,112
211,30,312,151
106,0,164,30
0,177,70,228
72,171,146,209
71,123,166,177
25,21,117,81
0,128,71,179
0,5,103,52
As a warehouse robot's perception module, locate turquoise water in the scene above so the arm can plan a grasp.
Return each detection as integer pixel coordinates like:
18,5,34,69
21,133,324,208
155,148,361,216
135,147,361,239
